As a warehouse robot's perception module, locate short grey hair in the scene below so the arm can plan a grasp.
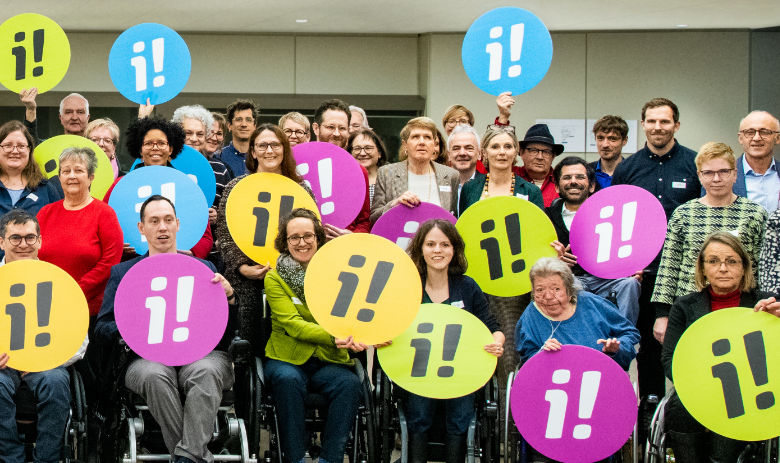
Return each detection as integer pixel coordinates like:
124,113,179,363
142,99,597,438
447,124,481,151
349,105,371,129
171,105,215,138
59,146,98,177
59,93,89,116
529,257,582,305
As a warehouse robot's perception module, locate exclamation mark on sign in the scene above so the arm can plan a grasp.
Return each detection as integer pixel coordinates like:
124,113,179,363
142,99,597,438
617,202,637,258
507,24,524,78
152,38,165,87
172,276,194,342
32,29,44,77
743,331,776,410
437,324,462,378
34,281,52,347
318,158,334,215
573,371,601,439
505,213,525,273
358,262,394,322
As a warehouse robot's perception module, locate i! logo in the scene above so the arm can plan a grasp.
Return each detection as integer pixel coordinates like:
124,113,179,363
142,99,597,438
0,13,70,93
371,202,456,250
33,136,115,200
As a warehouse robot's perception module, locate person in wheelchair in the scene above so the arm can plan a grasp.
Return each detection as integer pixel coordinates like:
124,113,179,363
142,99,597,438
0,209,87,463
264,208,365,463
662,232,779,463
376,219,505,463
95,195,239,463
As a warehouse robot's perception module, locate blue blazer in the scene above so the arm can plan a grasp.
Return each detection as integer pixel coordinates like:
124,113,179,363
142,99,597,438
733,154,780,198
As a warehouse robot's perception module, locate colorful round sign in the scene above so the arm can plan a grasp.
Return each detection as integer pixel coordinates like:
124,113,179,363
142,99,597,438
304,233,422,345
511,345,637,463
462,7,553,96
108,165,208,255
0,260,89,372
0,14,71,93
457,196,557,296
292,142,366,228
672,308,780,441
132,145,217,206
569,185,667,279
108,23,191,105
114,253,228,366
34,135,114,200
377,303,497,399
225,173,319,267
371,202,457,250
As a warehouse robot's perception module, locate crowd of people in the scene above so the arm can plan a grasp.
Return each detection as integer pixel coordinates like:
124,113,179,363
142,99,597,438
1,89,780,463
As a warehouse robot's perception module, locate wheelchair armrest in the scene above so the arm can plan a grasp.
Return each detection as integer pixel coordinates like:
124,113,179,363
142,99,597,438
229,336,253,365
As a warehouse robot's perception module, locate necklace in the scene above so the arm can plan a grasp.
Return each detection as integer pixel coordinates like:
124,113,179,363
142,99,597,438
481,172,515,199
407,161,434,202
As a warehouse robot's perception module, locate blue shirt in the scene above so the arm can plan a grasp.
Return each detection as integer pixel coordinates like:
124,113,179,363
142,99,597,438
7,188,23,205
593,160,614,189
743,155,780,214
217,142,247,177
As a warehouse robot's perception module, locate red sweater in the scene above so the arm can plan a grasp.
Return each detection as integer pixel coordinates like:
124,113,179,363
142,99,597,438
37,200,124,316
709,287,742,311
346,164,372,233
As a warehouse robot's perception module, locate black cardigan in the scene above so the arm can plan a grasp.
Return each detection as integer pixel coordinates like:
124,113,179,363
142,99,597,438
423,274,502,334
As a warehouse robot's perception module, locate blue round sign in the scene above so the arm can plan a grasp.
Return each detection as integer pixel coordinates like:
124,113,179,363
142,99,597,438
108,23,191,105
462,7,553,96
108,166,208,255
132,145,216,207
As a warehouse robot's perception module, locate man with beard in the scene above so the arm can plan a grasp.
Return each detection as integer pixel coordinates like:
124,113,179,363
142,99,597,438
611,97,701,438
590,115,629,189
547,157,641,325
733,110,780,213
219,99,257,176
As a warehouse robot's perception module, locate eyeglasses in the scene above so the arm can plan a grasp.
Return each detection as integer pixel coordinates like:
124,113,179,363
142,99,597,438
142,141,169,149
287,233,316,245
255,142,283,152
699,169,734,180
89,137,115,146
446,118,470,128
233,117,255,124
526,147,554,158
486,124,515,133
352,145,376,155
740,129,779,139
284,129,307,137
5,234,39,246
322,124,348,134
704,258,742,268
0,144,29,153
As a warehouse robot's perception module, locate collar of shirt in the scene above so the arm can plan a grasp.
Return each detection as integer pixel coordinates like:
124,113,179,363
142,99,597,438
517,166,554,185
226,142,247,157
644,139,679,160
743,155,777,177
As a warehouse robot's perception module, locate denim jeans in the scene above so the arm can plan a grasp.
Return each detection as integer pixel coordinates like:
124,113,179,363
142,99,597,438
577,273,641,326
265,357,361,463
406,392,474,436
0,367,70,463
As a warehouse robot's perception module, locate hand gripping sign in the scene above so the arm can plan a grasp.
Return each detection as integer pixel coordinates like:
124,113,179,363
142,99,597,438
114,253,228,366
511,345,637,463
108,166,209,255
0,13,70,93
304,233,422,345
457,196,558,296
109,23,191,105
34,135,115,200
569,185,667,279
0,260,89,372
225,173,319,267
462,7,553,96
292,142,366,228
377,303,497,399
371,202,457,251
673,308,780,441
132,145,217,206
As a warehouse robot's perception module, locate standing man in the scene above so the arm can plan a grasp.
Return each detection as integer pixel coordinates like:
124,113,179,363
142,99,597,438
733,110,780,213
20,90,90,141
611,97,701,434
590,115,629,189
516,124,564,207
219,99,257,177
447,125,481,212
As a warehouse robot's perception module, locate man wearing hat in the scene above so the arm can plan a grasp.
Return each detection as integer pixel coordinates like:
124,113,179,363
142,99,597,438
516,124,565,207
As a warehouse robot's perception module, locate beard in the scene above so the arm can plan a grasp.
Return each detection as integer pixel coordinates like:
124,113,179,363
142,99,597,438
560,185,588,205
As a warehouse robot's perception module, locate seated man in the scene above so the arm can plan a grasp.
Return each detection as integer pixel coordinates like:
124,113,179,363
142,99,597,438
547,157,641,325
95,195,239,463
0,210,84,463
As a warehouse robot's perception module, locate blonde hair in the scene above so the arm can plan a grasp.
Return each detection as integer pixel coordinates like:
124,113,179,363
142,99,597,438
694,231,755,292
85,118,120,145
442,105,475,128
695,142,735,170
279,112,311,132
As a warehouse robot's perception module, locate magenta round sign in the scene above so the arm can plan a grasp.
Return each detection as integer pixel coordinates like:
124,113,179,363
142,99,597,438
114,253,229,366
511,345,637,463
292,142,366,228
371,202,457,250
569,185,667,279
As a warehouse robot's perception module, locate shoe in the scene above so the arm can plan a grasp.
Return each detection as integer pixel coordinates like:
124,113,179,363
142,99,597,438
409,433,428,463
445,434,466,463
175,457,197,463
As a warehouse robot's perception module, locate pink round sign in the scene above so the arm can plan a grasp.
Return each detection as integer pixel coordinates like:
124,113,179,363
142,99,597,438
371,202,457,250
569,185,667,279
114,253,229,366
511,345,637,463
292,142,366,228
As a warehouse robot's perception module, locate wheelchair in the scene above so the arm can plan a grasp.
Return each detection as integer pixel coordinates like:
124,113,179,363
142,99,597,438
13,363,89,463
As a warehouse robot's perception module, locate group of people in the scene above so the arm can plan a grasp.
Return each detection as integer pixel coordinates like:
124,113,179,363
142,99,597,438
1,88,779,463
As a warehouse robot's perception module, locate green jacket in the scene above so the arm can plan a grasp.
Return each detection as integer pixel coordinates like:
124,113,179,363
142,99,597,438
459,172,544,215
264,269,353,366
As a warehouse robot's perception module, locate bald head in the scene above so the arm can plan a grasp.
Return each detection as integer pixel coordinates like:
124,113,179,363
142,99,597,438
738,111,780,162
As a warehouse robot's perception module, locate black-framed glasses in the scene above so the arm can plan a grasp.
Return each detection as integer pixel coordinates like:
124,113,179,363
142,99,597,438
699,169,734,180
0,144,30,153
740,129,779,139
486,124,515,133
6,234,39,246
352,145,376,154
526,147,554,158
255,142,283,152
142,141,169,149
446,118,470,127
287,233,316,245
283,129,307,137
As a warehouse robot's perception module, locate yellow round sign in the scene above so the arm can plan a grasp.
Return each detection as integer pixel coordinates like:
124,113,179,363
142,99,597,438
0,260,89,372
226,173,319,267
304,233,422,345
672,308,780,441
0,14,71,93
34,135,115,200
377,303,497,399
457,196,558,296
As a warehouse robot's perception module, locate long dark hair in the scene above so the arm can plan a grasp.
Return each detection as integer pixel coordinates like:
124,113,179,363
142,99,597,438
0,121,44,187
246,124,303,183
407,219,468,280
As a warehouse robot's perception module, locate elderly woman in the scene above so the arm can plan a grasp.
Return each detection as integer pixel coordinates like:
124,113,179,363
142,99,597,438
279,112,311,147
347,128,387,209
349,105,370,133
85,118,122,178
442,105,474,137
264,208,363,463
370,117,459,223
206,112,227,158
662,232,778,462
651,142,767,344
172,104,214,155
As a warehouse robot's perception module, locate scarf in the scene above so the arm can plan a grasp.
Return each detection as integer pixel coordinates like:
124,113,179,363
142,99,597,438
276,253,307,303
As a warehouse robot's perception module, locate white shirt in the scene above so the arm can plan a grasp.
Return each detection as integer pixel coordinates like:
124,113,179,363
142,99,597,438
457,171,477,214
743,155,780,214
562,204,577,230
408,171,441,207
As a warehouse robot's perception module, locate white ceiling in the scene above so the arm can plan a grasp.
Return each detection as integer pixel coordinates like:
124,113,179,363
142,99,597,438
1,0,779,34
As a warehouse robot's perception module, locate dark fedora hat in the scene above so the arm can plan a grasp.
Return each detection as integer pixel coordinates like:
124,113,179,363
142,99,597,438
519,124,564,156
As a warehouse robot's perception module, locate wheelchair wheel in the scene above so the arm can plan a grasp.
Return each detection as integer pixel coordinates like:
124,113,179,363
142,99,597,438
65,365,88,463
375,368,397,463
474,375,500,463
644,395,669,463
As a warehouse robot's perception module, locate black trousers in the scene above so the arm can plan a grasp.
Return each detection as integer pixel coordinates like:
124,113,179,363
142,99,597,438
636,273,666,399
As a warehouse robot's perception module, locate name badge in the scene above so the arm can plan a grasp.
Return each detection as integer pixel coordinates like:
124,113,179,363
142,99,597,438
672,181,687,189
729,230,740,237
516,193,529,200
291,297,302,305
451,300,465,308
28,193,38,202
439,185,452,192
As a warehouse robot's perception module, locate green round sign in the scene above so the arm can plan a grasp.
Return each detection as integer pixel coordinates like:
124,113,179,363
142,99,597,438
34,135,115,200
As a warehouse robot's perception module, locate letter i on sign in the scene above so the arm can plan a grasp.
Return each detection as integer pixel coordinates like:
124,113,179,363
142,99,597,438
485,23,524,81
131,38,165,92
594,202,637,263
145,276,195,345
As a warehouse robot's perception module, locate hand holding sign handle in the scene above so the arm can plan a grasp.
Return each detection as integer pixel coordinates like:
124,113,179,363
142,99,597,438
754,297,780,318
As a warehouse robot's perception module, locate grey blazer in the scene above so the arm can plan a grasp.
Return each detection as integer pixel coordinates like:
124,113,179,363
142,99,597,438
370,160,460,223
